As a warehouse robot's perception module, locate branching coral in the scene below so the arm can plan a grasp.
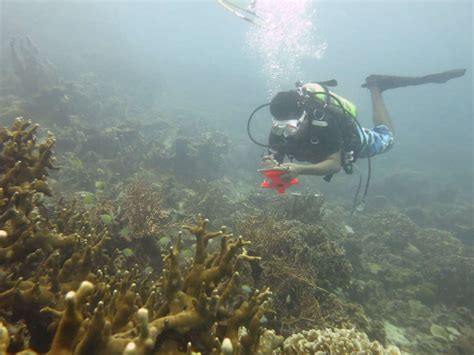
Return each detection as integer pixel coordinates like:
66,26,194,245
0,213,277,353
121,176,167,240
145,215,271,353
236,213,358,336
0,121,277,354
13,215,273,354
0,118,69,263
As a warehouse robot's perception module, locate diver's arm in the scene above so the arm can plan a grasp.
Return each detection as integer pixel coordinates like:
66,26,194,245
276,151,342,177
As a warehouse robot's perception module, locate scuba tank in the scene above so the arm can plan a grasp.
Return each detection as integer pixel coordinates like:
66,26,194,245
302,82,358,120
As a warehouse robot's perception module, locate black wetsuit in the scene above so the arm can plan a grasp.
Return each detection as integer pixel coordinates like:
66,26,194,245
269,110,361,164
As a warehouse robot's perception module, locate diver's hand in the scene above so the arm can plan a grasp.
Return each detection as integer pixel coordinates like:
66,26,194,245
273,163,303,182
344,150,354,164
261,154,279,168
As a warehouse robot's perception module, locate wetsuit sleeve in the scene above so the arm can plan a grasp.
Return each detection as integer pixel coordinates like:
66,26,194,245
268,132,285,163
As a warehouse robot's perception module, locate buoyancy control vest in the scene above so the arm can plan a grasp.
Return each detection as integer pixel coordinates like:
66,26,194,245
297,82,365,174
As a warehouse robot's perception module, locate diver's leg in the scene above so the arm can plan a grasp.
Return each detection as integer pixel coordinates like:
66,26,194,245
369,86,394,133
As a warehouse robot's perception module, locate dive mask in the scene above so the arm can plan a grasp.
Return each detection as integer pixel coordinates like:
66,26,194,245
271,111,306,137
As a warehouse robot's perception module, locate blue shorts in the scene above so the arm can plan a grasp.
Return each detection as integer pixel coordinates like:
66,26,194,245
357,125,394,158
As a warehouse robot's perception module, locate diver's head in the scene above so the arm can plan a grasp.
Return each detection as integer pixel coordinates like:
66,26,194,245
270,90,307,138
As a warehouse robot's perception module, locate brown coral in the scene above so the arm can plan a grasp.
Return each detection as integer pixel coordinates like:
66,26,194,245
236,213,357,336
16,216,273,354
0,120,276,354
0,118,73,264
121,176,167,241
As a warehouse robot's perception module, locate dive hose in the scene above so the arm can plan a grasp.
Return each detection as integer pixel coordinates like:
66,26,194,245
247,102,272,148
296,88,372,214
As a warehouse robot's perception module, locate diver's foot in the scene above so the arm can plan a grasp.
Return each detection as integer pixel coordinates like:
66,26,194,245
362,69,466,92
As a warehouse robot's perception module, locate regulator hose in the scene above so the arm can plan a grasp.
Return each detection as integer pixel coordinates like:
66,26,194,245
300,89,372,214
246,102,273,148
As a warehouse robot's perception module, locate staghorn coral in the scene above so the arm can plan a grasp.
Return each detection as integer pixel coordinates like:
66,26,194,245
11,216,274,354
0,118,69,264
0,120,277,354
121,176,167,241
278,328,401,355
146,215,272,353
0,225,112,351
1,212,277,353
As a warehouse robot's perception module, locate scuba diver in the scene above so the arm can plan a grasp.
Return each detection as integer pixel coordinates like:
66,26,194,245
250,69,466,208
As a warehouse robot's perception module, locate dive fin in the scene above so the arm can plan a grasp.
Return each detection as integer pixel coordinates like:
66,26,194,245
318,79,338,87
361,68,466,91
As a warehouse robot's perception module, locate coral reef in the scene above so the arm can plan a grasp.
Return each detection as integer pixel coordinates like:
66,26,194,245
236,213,364,337
0,117,64,264
369,170,438,208
8,36,57,95
348,211,473,309
121,176,168,240
0,119,279,354
405,202,473,245
2,90,472,355
174,131,230,184
341,209,474,353
279,328,401,354
187,178,249,227
0,11,470,353
248,192,326,225
32,216,274,354
1,66,140,133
